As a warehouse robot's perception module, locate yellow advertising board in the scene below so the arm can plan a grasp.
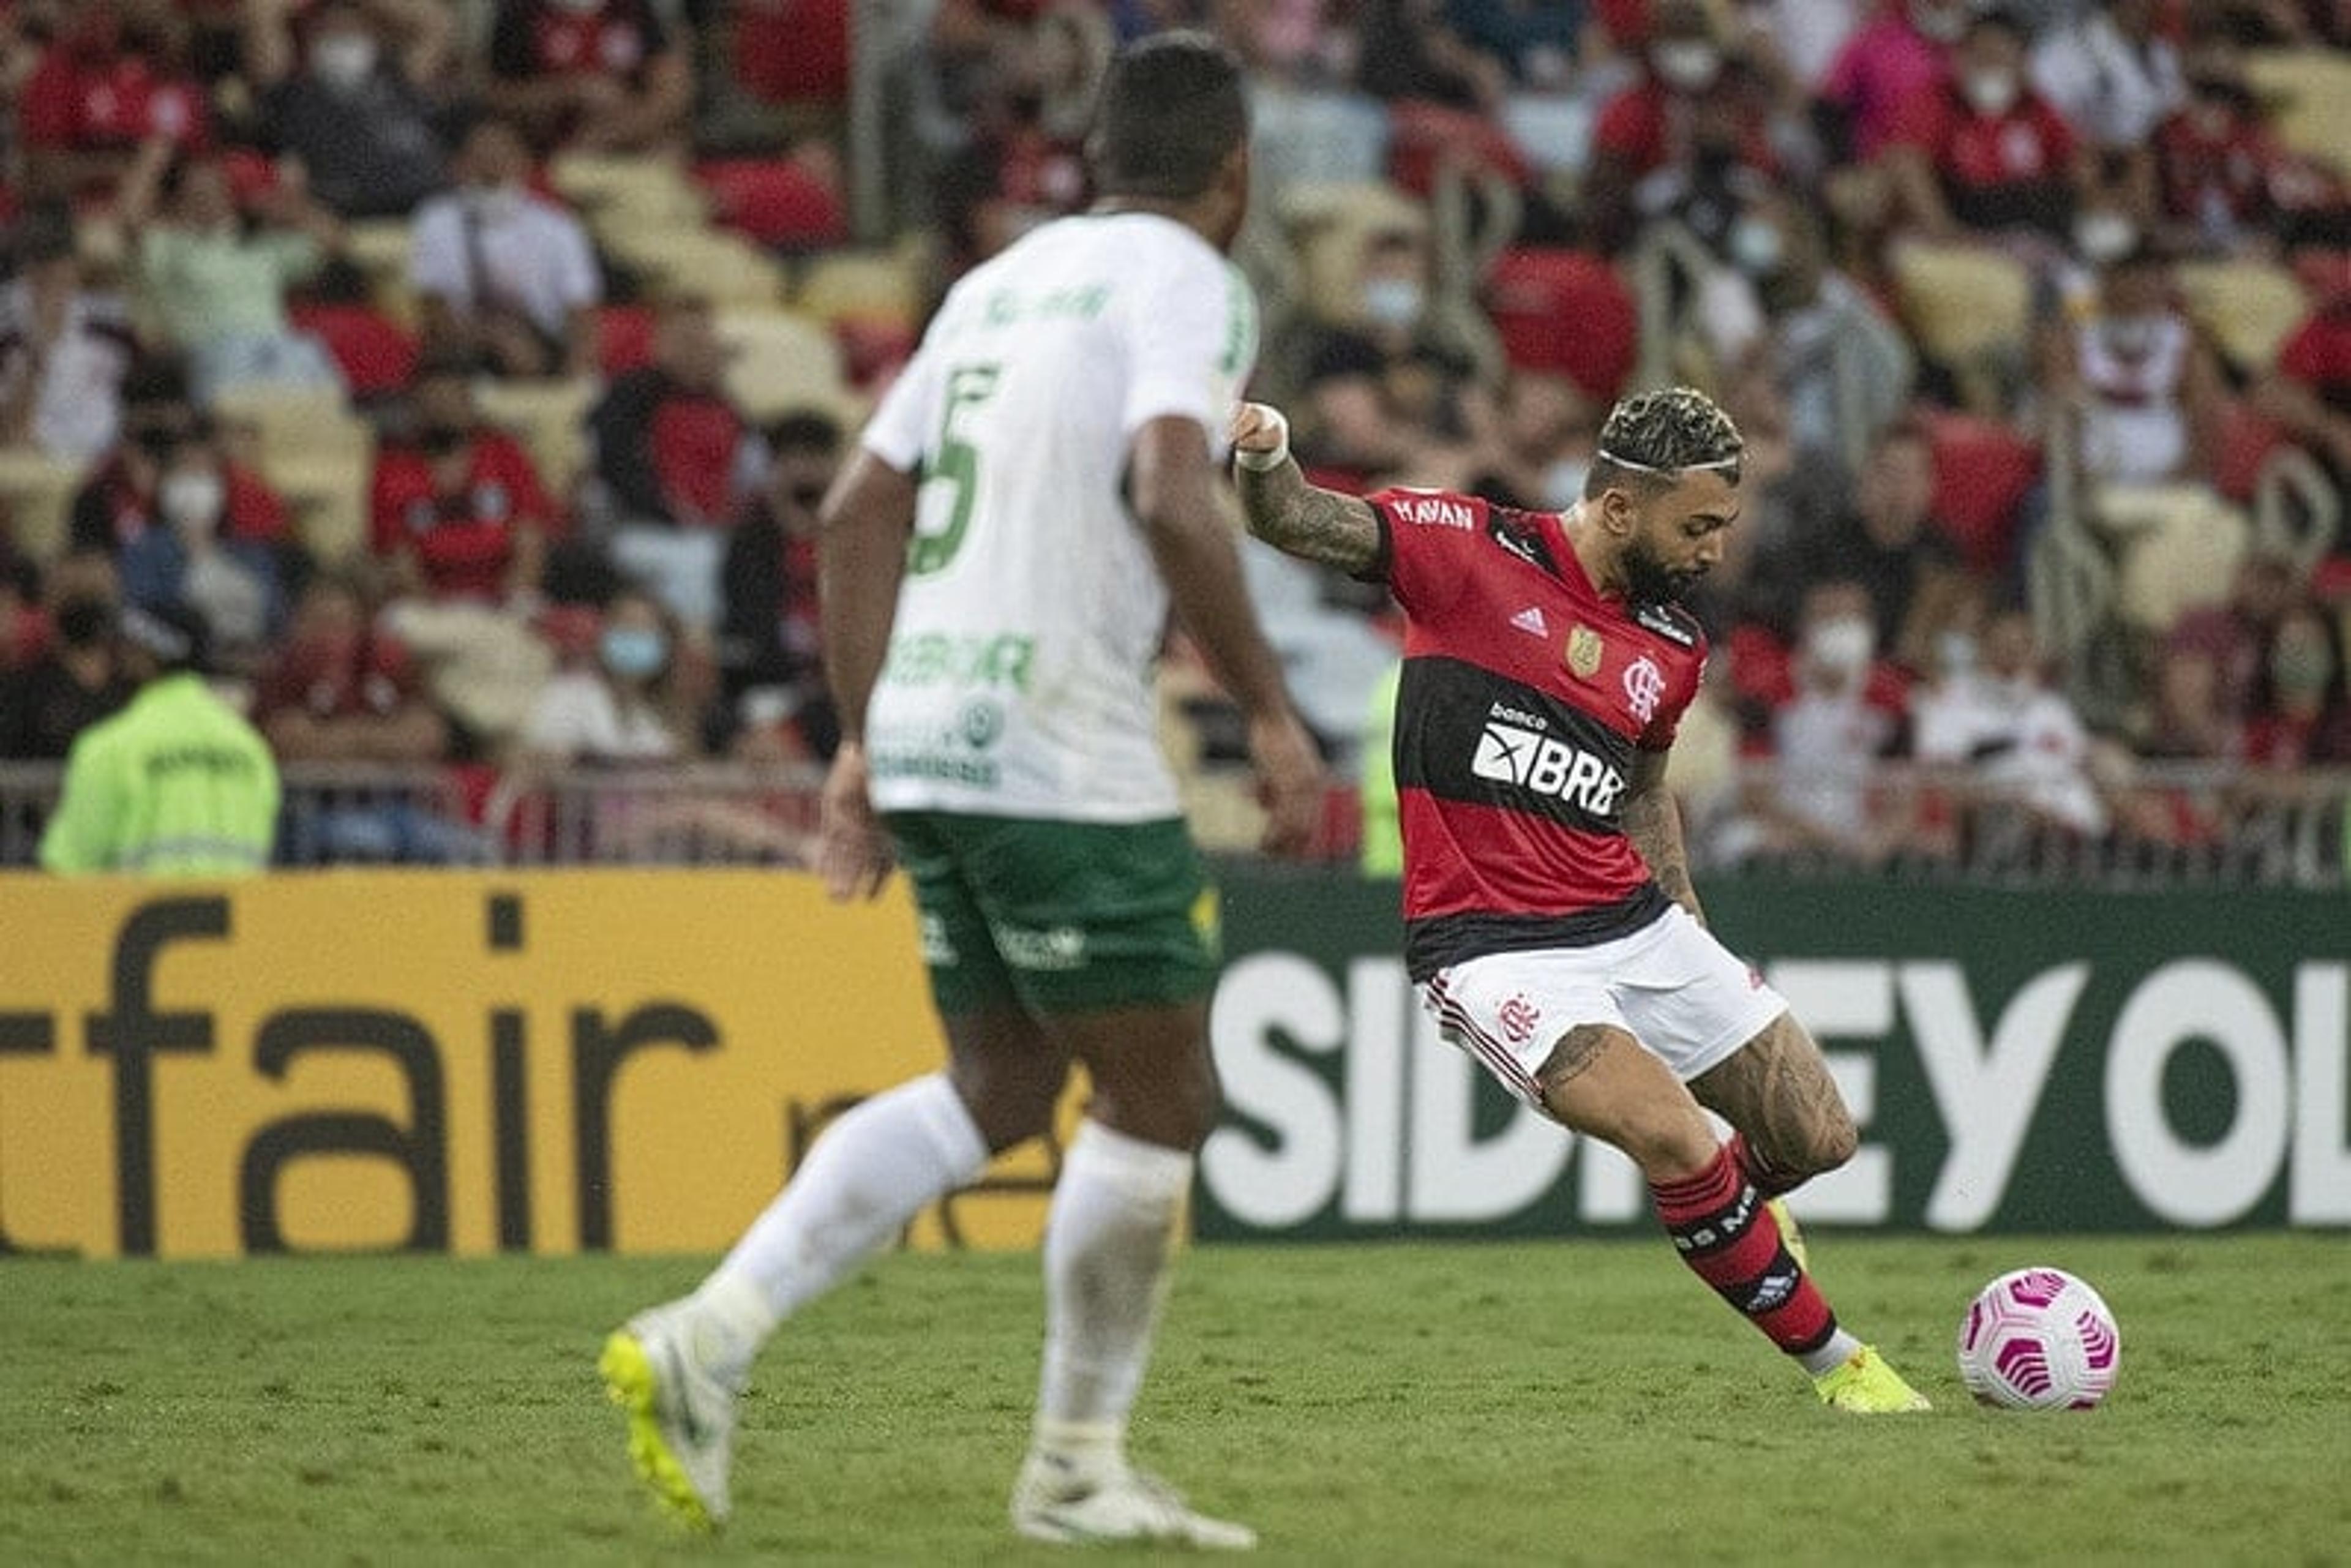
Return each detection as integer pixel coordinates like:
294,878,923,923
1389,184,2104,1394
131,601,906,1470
0,871,1073,1259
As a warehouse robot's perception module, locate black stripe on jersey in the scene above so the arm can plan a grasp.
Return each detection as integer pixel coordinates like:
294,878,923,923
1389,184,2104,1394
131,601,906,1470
1406,890,1671,979
1393,655,1637,835
1487,506,1562,581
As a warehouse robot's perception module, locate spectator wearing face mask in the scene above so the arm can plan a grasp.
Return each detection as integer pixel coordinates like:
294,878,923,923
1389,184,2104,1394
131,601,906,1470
1794,420,1977,675
68,372,293,558
1913,604,2114,839
2042,241,2223,493
484,0,692,156
1742,577,1914,865
519,585,688,764
1882,7,2095,244
248,0,457,221
369,356,560,604
0,552,134,759
116,431,286,666
408,114,602,379
1581,0,1787,256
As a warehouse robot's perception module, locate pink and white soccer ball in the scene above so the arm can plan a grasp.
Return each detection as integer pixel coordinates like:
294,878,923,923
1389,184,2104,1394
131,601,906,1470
1956,1267,2121,1410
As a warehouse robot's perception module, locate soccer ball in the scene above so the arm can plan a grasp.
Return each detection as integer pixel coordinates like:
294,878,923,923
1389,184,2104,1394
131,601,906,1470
1955,1267,2120,1410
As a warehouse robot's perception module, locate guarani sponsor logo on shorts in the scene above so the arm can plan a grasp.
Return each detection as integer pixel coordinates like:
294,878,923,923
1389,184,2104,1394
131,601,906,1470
996,922,1087,971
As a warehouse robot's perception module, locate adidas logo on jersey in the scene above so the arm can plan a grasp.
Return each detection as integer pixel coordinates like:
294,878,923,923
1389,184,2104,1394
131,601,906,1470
1469,721,1627,817
1510,606,1548,637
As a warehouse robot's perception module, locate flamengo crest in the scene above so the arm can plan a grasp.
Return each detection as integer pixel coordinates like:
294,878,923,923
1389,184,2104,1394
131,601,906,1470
1622,655,1665,722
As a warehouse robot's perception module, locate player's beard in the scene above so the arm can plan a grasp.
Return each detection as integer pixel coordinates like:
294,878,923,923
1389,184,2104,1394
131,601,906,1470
1622,532,1701,607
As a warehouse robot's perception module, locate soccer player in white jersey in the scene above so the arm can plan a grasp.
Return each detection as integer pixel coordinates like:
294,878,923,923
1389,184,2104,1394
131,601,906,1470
598,32,1325,1550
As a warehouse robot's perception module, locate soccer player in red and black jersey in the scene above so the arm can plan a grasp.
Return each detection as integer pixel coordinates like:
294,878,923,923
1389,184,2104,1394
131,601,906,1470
1232,384,1932,1414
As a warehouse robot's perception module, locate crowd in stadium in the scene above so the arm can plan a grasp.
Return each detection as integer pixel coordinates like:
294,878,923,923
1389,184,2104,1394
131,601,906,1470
0,0,2346,869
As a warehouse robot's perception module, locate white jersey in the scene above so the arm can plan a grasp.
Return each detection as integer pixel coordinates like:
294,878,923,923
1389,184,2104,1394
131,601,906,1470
858,212,1257,820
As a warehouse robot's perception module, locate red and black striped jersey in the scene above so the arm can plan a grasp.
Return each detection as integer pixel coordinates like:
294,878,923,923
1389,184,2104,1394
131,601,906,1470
1368,487,1708,980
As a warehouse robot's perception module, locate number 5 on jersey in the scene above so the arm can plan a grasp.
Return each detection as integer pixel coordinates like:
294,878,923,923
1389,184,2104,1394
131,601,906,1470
912,364,1002,577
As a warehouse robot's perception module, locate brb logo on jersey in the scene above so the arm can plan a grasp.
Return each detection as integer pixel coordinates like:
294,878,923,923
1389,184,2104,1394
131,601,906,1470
1622,656,1666,724
1469,702,1628,817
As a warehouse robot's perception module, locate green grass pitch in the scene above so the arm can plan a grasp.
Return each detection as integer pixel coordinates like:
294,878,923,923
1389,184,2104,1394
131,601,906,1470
3,1236,2345,1565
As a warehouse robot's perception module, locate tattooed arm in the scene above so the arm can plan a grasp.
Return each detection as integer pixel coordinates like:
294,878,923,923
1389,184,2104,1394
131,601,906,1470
1623,747,1706,925
1227,402,1382,574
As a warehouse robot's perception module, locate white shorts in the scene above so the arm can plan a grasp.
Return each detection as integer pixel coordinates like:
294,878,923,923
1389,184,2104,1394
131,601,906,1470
1419,906,1788,1111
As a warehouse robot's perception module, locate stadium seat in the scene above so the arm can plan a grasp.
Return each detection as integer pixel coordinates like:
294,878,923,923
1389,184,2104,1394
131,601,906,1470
209,383,377,563
2243,50,2351,174
340,219,417,323
607,230,789,310
1889,242,2033,415
2173,259,2309,378
792,246,924,332
694,157,848,250
471,377,598,496
0,449,86,563
1480,246,1638,401
711,308,855,423
550,154,706,224
2096,484,2251,632
1921,409,2043,577
288,302,420,400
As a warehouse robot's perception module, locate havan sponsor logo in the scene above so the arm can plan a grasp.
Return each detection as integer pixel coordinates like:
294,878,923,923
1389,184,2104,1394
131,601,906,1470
1390,493,1476,530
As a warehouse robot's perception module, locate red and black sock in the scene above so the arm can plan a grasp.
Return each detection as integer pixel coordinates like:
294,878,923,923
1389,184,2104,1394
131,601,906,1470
1650,1144,1835,1357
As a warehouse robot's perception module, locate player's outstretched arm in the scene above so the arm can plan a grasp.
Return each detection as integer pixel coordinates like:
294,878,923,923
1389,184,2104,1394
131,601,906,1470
1622,747,1707,926
1227,402,1381,574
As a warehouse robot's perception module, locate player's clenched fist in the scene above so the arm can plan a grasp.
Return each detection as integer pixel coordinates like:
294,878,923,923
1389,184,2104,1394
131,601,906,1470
1228,402,1290,471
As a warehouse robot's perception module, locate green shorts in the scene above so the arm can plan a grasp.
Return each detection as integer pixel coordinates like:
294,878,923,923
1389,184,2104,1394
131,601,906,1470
883,811,1220,1016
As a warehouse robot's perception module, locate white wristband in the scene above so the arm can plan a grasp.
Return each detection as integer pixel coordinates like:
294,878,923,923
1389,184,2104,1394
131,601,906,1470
1232,405,1290,471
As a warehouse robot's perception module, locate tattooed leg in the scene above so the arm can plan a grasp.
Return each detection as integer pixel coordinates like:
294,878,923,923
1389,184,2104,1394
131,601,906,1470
1689,1011,1859,1190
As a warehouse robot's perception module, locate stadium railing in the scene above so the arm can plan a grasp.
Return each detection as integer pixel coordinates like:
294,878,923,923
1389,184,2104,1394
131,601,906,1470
0,759,2342,887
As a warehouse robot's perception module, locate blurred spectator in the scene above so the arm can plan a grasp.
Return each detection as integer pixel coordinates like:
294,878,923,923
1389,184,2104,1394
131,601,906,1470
1581,0,1785,255
116,137,347,402
1684,368,1843,640
2153,45,2337,254
2137,634,2241,761
1734,0,1865,96
485,0,692,156
1355,0,1507,111
409,114,601,380
1818,0,1967,164
18,0,210,204
68,374,292,559
1746,577,1914,863
2043,242,2224,491
0,208,137,462
0,549,39,673
2241,598,2351,767
1736,194,1916,478
716,410,839,761
2028,0,2184,219
2251,245,2351,515
2167,547,2303,727
932,10,1100,278
247,0,456,221
1798,421,1975,674
1912,604,2110,838
39,596,279,877
519,583,689,763
587,294,751,530
116,428,285,666
369,358,558,604
1461,367,1597,511
254,569,448,764
0,551,132,759
1883,6,2091,244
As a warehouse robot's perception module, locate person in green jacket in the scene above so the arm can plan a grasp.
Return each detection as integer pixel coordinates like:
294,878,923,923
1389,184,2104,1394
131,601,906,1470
40,601,279,876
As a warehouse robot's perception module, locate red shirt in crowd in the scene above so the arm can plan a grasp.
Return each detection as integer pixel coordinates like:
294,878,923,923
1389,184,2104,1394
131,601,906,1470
370,431,557,600
19,36,210,160
490,0,672,91
70,456,288,552
1591,78,1779,182
2275,302,2351,416
1891,80,2077,230
253,624,427,730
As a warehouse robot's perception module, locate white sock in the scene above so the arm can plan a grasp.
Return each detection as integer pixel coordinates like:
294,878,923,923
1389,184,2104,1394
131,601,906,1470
1799,1327,1866,1378
1033,1119,1195,1461
691,1073,988,1384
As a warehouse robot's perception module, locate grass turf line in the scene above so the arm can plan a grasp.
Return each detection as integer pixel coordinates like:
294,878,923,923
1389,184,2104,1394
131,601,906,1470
2,1236,2345,1565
